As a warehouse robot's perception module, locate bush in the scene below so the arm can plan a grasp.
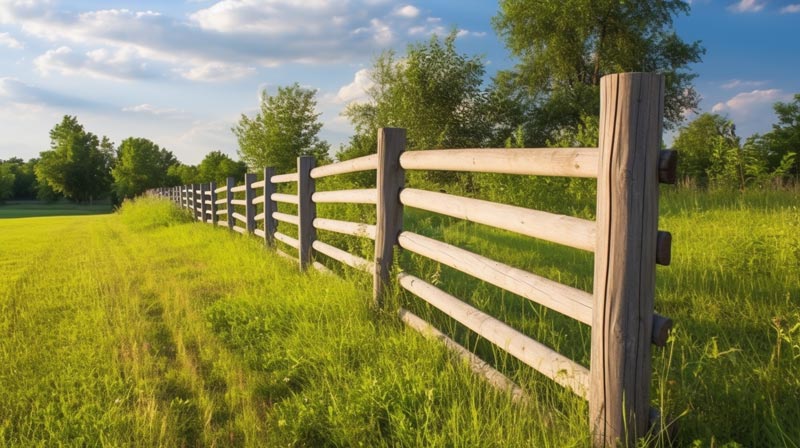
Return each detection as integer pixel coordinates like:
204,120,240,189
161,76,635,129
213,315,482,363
118,196,192,231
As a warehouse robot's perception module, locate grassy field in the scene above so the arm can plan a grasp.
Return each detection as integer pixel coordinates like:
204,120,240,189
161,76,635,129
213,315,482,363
1,191,798,446
0,200,112,219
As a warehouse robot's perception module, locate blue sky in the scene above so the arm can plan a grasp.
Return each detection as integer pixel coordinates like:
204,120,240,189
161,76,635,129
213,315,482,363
0,0,798,164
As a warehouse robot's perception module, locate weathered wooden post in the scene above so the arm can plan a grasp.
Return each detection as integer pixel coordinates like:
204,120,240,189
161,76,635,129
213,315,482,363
263,167,277,245
210,181,218,226
244,173,256,234
590,72,664,446
226,177,235,230
373,127,406,307
297,156,316,270
200,183,208,223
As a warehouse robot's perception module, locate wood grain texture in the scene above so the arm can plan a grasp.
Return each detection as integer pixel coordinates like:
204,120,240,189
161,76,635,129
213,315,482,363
399,147,599,178
590,73,664,446
313,218,376,240
312,240,373,273
400,188,596,252
310,154,378,179
398,231,593,325
297,156,316,269
311,189,377,204
373,128,405,307
398,273,589,397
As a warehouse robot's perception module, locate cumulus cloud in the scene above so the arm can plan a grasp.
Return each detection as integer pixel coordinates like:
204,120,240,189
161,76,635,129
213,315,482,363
728,0,765,12
393,5,420,18
721,79,766,89
0,31,23,49
34,46,159,80
712,89,789,117
780,4,800,13
1,1,480,81
333,68,374,104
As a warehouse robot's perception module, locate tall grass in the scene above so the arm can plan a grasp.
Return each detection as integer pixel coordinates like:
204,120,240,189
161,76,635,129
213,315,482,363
1,189,797,446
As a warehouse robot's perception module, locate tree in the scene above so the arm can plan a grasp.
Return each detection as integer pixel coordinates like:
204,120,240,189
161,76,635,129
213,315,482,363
112,137,177,199
0,163,15,202
343,32,490,151
35,116,113,203
493,0,704,137
745,94,800,178
672,113,739,185
167,164,199,186
233,83,330,172
196,151,247,184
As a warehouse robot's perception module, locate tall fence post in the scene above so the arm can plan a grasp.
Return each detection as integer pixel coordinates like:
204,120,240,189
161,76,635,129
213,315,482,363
226,177,235,230
263,167,277,245
210,181,218,226
200,183,208,223
373,127,406,307
192,183,199,220
590,72,664,446
297,156,316,270
244,173,256,234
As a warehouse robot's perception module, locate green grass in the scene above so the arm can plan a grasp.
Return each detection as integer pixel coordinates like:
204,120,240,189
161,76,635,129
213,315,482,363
0,200,112,219
1,191,798,446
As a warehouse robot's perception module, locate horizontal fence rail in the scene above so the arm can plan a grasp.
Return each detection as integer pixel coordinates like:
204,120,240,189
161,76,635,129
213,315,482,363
148,72,674,447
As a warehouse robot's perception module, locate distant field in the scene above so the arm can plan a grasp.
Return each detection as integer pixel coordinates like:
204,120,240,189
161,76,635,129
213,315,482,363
0,200,112,218
1,191,798,446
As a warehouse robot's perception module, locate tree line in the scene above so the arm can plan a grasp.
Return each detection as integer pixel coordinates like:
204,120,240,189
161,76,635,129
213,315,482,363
2,1,797,206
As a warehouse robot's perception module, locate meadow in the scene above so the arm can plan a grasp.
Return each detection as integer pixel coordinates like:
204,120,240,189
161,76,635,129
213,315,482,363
0,190,798,446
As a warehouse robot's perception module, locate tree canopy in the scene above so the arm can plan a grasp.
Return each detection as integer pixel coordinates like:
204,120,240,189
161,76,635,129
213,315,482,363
196,151,247,184
233,83,330,172
112,137,177,199
35,116,113,203
493,0,704,135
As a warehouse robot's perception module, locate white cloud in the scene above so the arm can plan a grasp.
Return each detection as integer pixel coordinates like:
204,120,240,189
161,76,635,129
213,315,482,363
333,68,373,104
34,46,158,80
393,5,420,18
0,76,107,111
721,79,766,89
712,89,789,116
0,32,23,49
780,4,800,13
1,1,481,80
728,0,765,12
122,104,186,119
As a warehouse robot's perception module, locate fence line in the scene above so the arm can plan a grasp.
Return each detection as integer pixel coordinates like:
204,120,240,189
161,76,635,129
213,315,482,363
148,72,675,447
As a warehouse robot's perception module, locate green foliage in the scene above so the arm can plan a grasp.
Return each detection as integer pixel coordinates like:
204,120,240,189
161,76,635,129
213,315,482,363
0,163,15,201
167,163,199,185
112,137,177,199
35,116,113,202
493,0,703,135
196,150,247,184
233,83,330,172
344,32,490,151
743,94,800,179
673,113,738,185
0,157,39,200
118,196,192,230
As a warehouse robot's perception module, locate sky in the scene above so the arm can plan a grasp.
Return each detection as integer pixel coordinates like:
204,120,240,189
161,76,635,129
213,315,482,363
0,0,798,165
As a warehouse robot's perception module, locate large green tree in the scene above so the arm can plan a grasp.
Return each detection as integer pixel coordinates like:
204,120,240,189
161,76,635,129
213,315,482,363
0,163,15,202
493,0,704,139
672,113,739,185
35,116,113,203
196,151,247,184
343,32,490,151
233,83,330,172
745,94,800,178
112,137,177,199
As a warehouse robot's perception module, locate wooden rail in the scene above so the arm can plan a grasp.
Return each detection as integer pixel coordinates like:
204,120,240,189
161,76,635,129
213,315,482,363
148,72,673,447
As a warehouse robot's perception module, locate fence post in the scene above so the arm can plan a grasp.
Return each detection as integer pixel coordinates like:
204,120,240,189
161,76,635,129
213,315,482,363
263,167,277,245
200,183,208,223
210,181,218,226
373,127,406,308
191,183,199,220
226,177,235,230
590,72,664,446
244,173,256,234
297,156,316,270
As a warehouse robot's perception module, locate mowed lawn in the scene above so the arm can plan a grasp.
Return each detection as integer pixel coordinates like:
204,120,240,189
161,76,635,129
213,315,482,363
0,201,112,219
0,199,577,447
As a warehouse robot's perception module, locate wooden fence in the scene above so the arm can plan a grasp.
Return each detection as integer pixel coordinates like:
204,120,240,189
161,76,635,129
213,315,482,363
148,72,676,446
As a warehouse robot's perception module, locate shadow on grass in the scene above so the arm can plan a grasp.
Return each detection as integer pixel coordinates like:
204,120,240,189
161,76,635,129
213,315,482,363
0,200,113,219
